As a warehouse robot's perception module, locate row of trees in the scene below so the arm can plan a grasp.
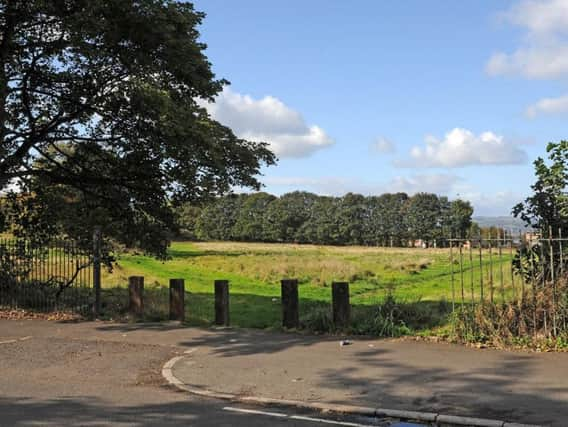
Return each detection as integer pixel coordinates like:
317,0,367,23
177,191,474,246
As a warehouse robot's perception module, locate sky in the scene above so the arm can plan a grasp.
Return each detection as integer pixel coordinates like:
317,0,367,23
191,0,568,216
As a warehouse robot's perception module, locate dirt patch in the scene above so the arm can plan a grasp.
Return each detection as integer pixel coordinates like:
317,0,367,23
0,308,83,321
0,335,179,396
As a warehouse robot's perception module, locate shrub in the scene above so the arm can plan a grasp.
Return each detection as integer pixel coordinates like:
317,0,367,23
300,305,333,333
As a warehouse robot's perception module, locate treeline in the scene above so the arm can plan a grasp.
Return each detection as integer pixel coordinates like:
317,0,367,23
176,191,474,246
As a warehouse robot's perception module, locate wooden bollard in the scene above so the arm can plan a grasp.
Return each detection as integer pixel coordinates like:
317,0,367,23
332,282,350,328
169,278,185,321
214,280,230,326
281,279,299,329
128,276,144,316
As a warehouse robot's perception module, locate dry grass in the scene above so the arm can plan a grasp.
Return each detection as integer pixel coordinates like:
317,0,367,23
186,241,439,286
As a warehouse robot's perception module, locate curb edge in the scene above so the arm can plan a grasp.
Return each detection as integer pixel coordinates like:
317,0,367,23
162,354,541,427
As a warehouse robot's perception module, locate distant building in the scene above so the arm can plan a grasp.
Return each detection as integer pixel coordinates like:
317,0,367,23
524,231,541,246
408,239,427,248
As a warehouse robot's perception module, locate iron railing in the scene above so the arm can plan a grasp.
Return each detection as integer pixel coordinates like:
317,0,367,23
449,230,568,338
0,238,93,313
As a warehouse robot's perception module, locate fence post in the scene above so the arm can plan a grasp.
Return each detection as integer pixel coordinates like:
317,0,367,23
281,279,299,329
214,280,230,326
332,282,350,328
169,278,185,321
93,227,102,317
129,276,144,317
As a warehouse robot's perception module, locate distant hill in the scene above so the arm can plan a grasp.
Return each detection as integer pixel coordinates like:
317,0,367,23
472,216,532,231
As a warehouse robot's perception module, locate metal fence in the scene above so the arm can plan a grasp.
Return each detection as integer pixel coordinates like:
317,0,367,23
449,230,568,338
0,238,94,313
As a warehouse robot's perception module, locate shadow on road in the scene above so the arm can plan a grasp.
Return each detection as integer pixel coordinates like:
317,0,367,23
0,395,292,427
316,346,565,425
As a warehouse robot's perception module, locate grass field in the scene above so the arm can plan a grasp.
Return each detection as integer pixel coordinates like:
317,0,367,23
99,241,517,333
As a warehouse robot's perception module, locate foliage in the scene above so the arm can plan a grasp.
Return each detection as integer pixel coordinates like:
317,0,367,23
195,194,245,241
404,192,442,244
175,204,202,240
448,199,474,238
0,0,275,256
452,277,568,349
232,192,276,242
511,244,543,284
513,141,568,234
191,191,473,246
262,191,319,242
511,141,568,284
300,305,334,333
0,238,94,310
350,294,412,337
297,196,341,245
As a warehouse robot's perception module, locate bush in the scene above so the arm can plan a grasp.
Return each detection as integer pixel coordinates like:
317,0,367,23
350,295,412,337
300,305,333,333
452,277,568,347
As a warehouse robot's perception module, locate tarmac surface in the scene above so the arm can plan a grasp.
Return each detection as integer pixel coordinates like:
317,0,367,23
1,319,566,425
0,319,412,426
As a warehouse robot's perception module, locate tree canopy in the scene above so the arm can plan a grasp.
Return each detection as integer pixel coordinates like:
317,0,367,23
0,0,275,255
183,191,474,247
513,141,568,235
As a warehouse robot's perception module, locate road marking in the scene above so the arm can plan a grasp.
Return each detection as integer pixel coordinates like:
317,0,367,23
290,415,374,426
183,348,197,355
222,406,377,426
222,406,287,418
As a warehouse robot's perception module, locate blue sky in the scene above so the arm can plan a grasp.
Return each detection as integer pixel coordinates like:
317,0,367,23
192,0,568,216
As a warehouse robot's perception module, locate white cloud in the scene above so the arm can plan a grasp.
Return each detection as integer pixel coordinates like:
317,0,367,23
264,173,461,196
504,0,568,36
265,176,523,215
370,137,396,154
486,46,568,79
200,88,334,158
526,93,568,117
487,0,568,79
398,128,527,168
388,174,460,194
459,190,525,217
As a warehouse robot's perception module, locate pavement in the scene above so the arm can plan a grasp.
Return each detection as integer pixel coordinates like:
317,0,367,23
1,320,567,426
168,329,568,426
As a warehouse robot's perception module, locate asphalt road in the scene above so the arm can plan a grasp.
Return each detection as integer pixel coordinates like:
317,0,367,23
0,324,404,427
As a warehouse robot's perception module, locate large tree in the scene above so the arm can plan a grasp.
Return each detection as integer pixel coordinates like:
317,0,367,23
512,141,568,282
232,192,275,242
405,193,442,246
445,199,474,239
263,191,318,242
335,193,366,245
0,0,275,255
298,196,341,245
195,194,245,241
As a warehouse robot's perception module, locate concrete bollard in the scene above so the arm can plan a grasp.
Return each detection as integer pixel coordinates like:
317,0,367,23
169,278,185,321
332,281,350,328
214,280,230,326
128,276,144,316
281,279,299,329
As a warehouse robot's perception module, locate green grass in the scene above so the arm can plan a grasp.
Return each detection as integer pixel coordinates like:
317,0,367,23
98,241,520,332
